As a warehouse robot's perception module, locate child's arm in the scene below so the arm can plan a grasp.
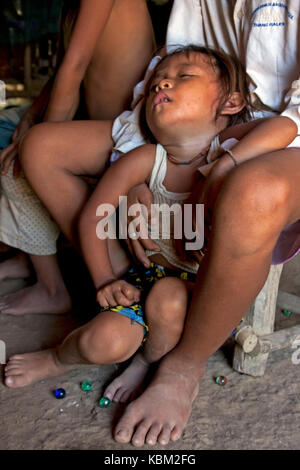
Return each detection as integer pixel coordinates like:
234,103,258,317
219,116,297,164
78,144,156,299
44,0,115,122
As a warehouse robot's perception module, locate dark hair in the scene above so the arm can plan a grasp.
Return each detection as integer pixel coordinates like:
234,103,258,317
139,45,253,142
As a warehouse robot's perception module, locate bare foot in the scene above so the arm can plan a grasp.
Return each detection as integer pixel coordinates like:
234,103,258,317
113,357,202,447
0,282,72,315
4,349,70,388
103,353,151,403
0,252,31,282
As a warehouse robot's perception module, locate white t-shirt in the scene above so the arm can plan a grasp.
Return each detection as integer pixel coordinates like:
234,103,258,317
112,0,300,153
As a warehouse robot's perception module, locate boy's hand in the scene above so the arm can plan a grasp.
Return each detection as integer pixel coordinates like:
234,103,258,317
97,280,141,308
126,183,160,267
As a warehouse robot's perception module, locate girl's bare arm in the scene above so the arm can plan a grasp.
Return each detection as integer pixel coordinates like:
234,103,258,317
78,144,156,290
220,116,298,164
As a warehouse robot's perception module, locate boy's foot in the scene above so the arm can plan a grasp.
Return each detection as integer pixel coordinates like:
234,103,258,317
0,252,31,282
0,282,72,315
4,349,70,388
113,357,202,447
103,353,151,403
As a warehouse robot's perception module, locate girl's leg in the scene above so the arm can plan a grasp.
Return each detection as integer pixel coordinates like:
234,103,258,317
4,310,144,388
103,277,189,404
113,148,300,447
0,254,71,315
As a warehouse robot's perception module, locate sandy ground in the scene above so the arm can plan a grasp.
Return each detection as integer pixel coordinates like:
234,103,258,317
0,249,299,451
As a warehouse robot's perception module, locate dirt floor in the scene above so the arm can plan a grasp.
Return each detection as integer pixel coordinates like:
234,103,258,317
0,248,300,451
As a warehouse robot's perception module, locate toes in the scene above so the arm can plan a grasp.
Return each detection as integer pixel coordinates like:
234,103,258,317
131,419,151,447
114,405,138,444
119,389,133,403
157,424,173,446
145,423,162,446
5,374,26,388
103,380,122,402
170,425,182,442
112,387,127,403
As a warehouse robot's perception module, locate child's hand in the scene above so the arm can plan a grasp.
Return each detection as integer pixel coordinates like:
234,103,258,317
97,280,141,308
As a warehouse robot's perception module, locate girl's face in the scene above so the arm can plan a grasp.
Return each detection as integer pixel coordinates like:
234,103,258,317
145,52,223,141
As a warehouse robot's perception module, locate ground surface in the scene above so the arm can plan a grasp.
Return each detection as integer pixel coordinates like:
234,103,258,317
0,250,299,451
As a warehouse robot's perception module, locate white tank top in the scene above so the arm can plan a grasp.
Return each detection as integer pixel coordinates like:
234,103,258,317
145,136,220,273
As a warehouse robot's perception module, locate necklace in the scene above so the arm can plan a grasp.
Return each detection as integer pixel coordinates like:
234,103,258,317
166,144,210,166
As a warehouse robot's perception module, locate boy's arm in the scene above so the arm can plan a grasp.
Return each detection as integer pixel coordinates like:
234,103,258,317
78,144,156,290
44,0,115,122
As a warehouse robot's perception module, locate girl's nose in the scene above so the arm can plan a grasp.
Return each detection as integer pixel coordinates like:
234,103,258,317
156,78,173,92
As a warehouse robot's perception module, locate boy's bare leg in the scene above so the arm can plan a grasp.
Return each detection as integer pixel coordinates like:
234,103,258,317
112,149,300,447
0,254,71,315
103,277,189,407
0,251,31,281
20,120,114,246
4,310,144,388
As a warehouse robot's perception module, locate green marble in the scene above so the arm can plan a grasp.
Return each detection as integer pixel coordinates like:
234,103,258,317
99,397,111,408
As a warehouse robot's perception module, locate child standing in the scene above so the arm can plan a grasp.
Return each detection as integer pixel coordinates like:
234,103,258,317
4,45,296,415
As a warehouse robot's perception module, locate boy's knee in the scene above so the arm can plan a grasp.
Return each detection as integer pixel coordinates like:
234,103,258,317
78,320,134,365
146,277,188,325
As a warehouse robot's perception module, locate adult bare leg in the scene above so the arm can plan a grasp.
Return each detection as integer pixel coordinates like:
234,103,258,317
20,120,130,277
113,149,300,447
20,120,113,246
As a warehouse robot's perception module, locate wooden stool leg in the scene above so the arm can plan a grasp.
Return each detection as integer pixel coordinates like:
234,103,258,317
233,264,283,376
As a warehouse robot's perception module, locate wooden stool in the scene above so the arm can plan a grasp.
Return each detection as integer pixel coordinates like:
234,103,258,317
233,262,300,376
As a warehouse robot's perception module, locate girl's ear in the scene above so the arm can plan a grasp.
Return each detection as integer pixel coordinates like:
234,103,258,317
221,92,246,116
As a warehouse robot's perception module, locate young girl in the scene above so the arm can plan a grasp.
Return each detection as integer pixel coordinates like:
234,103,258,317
4,45,296,412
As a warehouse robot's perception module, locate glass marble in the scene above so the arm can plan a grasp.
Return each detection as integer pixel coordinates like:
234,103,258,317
54,388,66,399
215,376,227,386
282,309,292,317
99,397,111,408
81,381,93,391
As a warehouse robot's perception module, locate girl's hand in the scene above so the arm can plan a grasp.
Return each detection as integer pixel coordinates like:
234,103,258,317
97,280,141,308
0,109,36,177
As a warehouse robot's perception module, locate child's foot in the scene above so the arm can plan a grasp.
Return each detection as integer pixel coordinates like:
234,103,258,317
0,252,31,282
4,349,70,388
103,353,151,403
0,282,72,315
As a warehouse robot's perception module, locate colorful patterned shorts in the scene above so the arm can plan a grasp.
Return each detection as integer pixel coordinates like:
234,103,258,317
100,262,196,337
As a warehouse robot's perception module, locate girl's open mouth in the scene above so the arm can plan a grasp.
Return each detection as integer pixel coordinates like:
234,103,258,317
154,91,171,105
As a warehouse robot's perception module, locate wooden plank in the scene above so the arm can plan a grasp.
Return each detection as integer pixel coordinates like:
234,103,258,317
258,324,300,353
247,264,283,336
233,264,283,376
277,290,300,315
